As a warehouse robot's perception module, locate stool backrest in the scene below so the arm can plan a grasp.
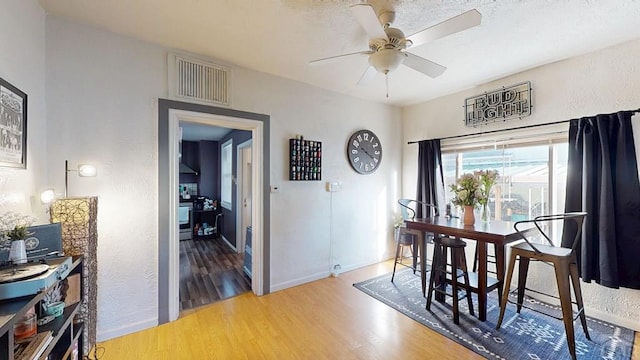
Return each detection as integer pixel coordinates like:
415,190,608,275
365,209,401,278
398,199,439,221
514,212,587,254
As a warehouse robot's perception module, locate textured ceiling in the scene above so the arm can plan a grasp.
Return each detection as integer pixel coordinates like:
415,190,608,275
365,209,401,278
38,0,640,107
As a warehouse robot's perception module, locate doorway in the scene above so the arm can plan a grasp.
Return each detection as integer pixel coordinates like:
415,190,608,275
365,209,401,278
178,126,251,312
237,139,252,258
157,99,270,324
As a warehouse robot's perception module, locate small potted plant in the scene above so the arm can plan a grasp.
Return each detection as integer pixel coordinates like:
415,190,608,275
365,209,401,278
1,212,36,264
7,225,32,264
7,224,30,241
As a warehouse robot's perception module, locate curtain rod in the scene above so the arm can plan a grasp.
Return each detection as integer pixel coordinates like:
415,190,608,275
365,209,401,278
407,108,640,145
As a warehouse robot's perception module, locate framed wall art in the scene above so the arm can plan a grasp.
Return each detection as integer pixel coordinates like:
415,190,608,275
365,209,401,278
0,77,27,168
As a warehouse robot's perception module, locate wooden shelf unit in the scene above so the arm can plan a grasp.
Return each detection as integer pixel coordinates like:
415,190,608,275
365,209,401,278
0,256,85,360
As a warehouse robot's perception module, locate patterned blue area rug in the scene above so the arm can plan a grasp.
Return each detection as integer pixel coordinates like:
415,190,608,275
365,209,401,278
353,268,635,359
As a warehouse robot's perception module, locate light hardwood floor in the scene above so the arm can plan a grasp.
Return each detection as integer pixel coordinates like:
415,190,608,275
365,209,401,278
97,260,640,359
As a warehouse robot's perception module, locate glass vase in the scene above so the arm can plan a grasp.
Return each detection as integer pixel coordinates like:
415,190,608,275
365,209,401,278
481,203,491,223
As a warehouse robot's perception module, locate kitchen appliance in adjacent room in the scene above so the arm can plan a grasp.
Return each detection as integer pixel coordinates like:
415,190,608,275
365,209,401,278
179,202,193,240
179,183,198,201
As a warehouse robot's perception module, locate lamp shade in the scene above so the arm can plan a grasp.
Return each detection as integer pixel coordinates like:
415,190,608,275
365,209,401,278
40,189,56,204
368,49,406,74
78,164,97,177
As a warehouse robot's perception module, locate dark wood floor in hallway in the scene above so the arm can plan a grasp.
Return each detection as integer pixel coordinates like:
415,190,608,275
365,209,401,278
179,237,251,311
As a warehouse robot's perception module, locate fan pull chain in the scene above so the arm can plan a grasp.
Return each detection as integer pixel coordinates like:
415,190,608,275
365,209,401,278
385,73,389,98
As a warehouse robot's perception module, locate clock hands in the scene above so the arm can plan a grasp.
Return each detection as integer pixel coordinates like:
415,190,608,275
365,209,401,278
359,147,377,169
360,147,374,159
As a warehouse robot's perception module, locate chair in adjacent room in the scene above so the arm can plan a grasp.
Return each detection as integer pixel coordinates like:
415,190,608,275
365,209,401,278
425,236,474,324
212,213,223,239
391,199,439,282
495,212,590,360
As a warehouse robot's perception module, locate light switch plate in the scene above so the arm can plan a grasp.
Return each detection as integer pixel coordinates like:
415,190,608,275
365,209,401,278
326,181,342,192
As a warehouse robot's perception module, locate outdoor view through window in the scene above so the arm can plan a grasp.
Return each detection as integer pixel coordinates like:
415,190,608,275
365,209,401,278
442,142,568,231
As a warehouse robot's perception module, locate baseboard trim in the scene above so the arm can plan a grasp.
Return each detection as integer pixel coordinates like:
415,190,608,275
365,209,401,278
97,318,158,342
271,258,384,292
220,235,237,252
271,271,327,292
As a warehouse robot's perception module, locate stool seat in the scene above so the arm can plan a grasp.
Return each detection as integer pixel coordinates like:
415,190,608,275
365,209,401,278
398,232,415,246
435,236,466,248
426,236,474,324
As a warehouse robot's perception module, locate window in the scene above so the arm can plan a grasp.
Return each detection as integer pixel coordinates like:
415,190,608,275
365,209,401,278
441,126,568,242
221,139,233,209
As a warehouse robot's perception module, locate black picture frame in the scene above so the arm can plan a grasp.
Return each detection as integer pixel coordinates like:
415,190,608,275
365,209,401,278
0,77,27,169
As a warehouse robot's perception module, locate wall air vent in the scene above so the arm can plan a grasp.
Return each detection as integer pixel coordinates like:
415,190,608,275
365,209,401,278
169,53,231,107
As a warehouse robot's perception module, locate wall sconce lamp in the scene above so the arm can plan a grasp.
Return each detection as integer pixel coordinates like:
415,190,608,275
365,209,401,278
40,188,56,204
65,160,97,198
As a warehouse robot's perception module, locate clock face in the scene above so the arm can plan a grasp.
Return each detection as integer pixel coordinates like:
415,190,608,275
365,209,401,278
347,129,382,174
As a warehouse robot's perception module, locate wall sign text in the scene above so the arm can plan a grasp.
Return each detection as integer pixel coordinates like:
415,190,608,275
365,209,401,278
464,81,532,127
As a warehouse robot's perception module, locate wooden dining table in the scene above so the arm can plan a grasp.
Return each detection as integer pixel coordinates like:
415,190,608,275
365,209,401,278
405,216,532,321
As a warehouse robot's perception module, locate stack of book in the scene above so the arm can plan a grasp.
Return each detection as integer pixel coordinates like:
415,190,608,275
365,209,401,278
14,331,53,360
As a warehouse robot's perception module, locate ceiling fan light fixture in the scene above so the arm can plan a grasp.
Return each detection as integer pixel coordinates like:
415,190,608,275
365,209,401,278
368,49,405,74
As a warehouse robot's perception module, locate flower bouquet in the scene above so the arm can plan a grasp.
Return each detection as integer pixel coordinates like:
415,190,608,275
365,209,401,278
476,170,499,222
449,170,499,224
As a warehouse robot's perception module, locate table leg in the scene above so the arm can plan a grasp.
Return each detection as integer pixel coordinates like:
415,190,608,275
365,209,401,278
478,241,488,321
495,245,506,299
434,238,446,302
412,235,418,274
419,231,426,297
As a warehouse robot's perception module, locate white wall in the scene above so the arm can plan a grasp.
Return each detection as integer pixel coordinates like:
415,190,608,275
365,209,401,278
402,39,640,330
43,16,401,340
0,0,47,221
231,71,402,289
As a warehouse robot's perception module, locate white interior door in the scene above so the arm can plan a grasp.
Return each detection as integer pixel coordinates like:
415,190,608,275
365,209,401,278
237,140,252,253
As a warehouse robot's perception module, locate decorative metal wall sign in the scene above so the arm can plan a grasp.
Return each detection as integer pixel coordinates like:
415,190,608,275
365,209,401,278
464,81,532,127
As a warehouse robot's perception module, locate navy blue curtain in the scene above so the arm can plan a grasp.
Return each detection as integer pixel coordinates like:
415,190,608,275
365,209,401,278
562,110,640,289
416,139,445,218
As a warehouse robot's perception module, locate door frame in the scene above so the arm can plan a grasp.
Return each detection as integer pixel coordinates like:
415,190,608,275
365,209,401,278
236,139,252,255
158,99,270,324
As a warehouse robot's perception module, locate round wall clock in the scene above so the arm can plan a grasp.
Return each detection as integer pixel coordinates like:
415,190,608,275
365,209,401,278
347,129,382,174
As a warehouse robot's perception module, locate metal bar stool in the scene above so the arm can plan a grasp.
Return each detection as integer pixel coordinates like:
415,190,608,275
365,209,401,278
426,236,474,324
391,229,419,282
391,199,438,282
495,212,590,360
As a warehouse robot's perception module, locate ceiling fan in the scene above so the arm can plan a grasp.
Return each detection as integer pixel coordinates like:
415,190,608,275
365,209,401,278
310,3,482,87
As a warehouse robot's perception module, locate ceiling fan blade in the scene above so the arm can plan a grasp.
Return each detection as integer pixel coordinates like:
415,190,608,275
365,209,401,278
357,66,378,85
407,9,481,48
403,53,447,78
309,51,372,66
350,4,388,40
